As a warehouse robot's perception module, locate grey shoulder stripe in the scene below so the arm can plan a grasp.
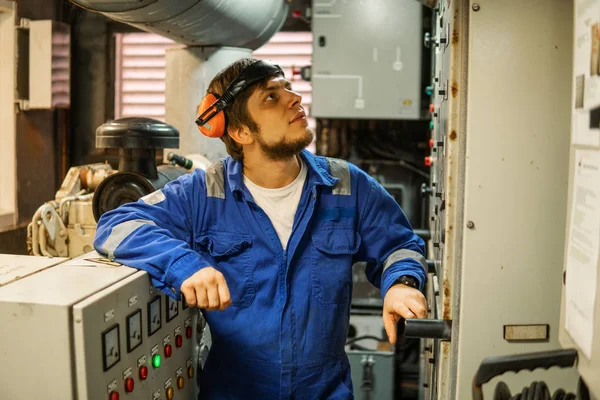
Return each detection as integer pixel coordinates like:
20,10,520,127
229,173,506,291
141,190,166,205
205,159,226,199
326,157,351,196
102,219,156,260
382,249,427,273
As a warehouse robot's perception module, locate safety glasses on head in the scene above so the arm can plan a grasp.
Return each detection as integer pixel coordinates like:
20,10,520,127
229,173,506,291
195,60,284,138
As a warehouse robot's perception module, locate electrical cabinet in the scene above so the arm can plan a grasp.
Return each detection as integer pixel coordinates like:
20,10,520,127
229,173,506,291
422,0,579,398
311,0,423,119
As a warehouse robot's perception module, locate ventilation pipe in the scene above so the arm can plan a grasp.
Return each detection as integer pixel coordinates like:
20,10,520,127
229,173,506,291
67,0,289,49
69,0,290,160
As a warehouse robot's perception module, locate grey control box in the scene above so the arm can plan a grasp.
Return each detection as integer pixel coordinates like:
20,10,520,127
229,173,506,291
0,253,199,400
311,0,423,119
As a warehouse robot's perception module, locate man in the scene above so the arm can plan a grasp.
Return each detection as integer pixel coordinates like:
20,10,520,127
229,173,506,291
94,58,427,399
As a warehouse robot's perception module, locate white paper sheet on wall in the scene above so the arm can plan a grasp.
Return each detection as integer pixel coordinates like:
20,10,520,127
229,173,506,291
572,0,600,146
565,149,600,359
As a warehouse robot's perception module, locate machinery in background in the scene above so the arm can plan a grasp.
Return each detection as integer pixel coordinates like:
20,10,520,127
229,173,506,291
27,162,113,258
308,2,433,399
0,252,203,400
91,117,190,222
27,117,210,259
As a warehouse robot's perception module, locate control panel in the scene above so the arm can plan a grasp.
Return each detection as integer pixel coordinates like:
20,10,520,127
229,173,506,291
420,0,579,399
74,269,198,400
0,252,200,400
421,2,453,398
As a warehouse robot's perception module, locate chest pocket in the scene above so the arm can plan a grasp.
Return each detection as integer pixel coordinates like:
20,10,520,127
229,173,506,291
194,231,255,308
311,226,361,305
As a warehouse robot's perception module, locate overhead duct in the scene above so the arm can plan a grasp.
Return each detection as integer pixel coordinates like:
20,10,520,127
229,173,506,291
68,0,290,50
69,0,290,160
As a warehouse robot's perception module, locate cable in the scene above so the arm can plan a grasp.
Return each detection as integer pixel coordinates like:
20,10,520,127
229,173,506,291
345,335,383,346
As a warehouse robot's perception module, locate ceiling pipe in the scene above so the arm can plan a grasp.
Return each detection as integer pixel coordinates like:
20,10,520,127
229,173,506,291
68,0,290,50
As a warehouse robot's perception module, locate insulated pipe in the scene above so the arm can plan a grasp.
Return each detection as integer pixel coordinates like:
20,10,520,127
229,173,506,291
68,0,290,50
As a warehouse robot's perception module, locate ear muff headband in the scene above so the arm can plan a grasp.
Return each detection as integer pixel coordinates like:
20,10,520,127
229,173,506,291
195,60,284,138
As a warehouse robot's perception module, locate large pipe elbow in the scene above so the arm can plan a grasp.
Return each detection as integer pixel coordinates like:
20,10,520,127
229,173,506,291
69,0,290,50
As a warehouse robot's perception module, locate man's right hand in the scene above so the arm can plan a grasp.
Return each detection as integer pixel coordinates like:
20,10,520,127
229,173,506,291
180,267,232,311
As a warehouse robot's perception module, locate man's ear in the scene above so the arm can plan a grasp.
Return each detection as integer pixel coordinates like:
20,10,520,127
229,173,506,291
228,125,255,145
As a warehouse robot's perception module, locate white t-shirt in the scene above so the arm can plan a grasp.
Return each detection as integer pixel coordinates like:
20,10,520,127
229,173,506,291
243,159,307,250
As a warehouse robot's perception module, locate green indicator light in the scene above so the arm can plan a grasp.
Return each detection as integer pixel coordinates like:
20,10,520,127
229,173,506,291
152,354,161,368
429,121,434,130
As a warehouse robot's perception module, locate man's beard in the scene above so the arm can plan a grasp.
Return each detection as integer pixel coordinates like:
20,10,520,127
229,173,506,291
254,127,314,161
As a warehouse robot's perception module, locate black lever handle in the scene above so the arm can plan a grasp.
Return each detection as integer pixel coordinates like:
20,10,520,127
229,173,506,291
397,318,452,341
413,229,431,241
471,349,578,400
426,259,435,273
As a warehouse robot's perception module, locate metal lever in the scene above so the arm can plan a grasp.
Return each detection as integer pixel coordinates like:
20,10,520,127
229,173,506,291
426,259,435,273
413,229,431,241
397,318,452,341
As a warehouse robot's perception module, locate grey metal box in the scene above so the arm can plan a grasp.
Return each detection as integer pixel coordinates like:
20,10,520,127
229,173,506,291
311,0,423,119
347,350,395,400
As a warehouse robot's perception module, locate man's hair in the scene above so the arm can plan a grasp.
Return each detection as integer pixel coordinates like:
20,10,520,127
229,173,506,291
206,58,282,160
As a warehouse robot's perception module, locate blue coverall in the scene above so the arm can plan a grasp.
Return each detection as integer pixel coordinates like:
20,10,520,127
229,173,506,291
94,149,427,399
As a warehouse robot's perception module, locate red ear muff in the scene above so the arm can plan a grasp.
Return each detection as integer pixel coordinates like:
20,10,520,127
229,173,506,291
196,93,226,138
195,60,284,139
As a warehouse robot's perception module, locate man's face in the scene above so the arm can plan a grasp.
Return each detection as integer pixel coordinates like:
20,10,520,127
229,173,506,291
245,76,314,161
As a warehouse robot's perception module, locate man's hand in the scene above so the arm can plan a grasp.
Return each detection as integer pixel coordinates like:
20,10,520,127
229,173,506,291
383,284,428,344
180,267,232,311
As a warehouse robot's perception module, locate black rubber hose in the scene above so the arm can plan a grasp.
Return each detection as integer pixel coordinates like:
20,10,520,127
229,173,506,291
551,389,565,400
494,381,575,400
493,381,512,400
